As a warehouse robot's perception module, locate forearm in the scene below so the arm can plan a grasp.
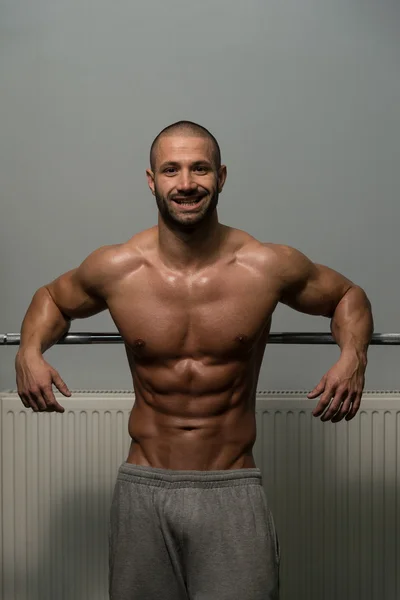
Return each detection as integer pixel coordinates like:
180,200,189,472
331,285,373,361
18,287,71,355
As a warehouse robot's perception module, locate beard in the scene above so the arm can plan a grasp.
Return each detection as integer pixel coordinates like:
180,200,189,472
154,184,219,230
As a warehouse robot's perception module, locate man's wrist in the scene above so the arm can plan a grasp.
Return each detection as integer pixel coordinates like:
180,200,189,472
17,345,43,359
340,345,368,367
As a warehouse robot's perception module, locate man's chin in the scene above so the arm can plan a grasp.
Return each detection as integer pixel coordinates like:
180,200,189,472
169,212,206,228
157,195,218,229
167,204,211,225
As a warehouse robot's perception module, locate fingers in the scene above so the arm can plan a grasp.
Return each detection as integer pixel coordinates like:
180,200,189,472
22,386,47,412
20,386,65,413
313,387,363,422
42,387,65,413
345,392,362,421
331,391,353,423
312,386,335,418
320,386,349,422
19,393,30,409
307,377,326,399
18,375,69,413
16,354,70,413
51,370,71,398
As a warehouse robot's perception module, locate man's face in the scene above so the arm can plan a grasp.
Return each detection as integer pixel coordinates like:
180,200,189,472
146,135,226,229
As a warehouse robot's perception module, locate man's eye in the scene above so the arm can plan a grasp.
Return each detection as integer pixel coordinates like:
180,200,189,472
164,168,176,174
194,166,207,173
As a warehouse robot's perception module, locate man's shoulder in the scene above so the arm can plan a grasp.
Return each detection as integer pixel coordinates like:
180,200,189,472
231,234,312,285
78,228,157,286
233,232,301,268
261,242,304,265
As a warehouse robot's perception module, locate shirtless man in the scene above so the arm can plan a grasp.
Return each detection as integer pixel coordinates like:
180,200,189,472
15,121,373,600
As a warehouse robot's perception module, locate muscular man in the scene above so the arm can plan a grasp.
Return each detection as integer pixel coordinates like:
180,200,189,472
15,121,373,600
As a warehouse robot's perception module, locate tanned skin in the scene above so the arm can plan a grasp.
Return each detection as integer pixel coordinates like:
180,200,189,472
15,134,373,471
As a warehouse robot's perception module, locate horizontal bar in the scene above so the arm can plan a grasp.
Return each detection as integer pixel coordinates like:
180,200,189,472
1,332,399,345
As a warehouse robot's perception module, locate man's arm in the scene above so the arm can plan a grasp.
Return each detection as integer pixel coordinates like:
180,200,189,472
274,245,373,422
16,247,112,413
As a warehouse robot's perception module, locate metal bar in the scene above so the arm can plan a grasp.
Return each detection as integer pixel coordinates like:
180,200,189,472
1,332,399,345
269,333,400,345
0,332,123,346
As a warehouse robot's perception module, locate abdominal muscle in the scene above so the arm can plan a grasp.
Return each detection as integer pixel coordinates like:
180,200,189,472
126,358,259,471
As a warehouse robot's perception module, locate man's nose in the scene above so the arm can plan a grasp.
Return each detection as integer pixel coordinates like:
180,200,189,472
176,171,197,193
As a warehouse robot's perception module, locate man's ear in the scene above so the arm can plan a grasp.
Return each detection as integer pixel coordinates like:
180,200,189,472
218,165,227,193
146,169,155,196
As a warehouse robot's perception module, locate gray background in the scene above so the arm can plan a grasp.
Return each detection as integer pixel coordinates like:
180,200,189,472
1,0,399,392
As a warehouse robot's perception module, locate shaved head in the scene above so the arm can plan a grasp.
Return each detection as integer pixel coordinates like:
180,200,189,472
150,121,221,171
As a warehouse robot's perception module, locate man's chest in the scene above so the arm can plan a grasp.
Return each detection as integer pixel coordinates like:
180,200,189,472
106,266,280,359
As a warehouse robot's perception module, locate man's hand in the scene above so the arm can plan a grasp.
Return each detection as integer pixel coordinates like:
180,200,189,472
307,352,367,422
16,350,71,413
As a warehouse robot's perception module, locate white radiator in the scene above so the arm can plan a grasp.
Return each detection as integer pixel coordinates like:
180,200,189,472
1,391,399,600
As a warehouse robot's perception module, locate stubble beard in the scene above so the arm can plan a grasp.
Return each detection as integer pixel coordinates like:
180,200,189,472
154,184,219,231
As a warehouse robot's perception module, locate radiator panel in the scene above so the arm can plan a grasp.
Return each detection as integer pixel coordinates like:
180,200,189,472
1,392,399,600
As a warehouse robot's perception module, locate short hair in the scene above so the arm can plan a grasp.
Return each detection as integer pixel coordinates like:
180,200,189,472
150,120,221,171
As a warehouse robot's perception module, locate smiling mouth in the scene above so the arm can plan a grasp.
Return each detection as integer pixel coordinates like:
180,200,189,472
171,196,204,206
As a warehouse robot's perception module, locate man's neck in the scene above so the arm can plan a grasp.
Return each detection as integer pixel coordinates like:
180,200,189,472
157,212,225,272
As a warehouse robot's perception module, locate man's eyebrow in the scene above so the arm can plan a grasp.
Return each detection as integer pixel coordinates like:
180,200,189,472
159,160,212,169
159,161,180,169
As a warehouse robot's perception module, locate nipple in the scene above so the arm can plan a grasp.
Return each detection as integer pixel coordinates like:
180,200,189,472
133,338,146,349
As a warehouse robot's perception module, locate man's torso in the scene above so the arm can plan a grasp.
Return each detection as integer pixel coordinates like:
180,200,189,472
99,226,285,470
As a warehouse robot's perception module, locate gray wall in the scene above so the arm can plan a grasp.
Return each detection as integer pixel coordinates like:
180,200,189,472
1,0,399,392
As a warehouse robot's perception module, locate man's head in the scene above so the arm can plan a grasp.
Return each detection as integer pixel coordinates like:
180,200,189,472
146,121,227,229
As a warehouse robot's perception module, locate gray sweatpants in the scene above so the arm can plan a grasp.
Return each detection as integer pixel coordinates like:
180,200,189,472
109,463,280,600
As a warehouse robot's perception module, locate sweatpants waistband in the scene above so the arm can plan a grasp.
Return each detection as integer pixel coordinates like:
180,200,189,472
117,462,263,489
